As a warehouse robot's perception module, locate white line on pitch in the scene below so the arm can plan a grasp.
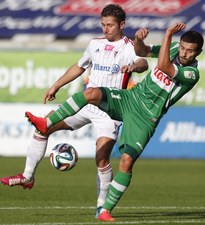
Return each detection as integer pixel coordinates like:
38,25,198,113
0,206,205,210
1,219,205,225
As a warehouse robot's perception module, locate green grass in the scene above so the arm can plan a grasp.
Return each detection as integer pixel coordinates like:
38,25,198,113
0,157,205,224
0,51,83,103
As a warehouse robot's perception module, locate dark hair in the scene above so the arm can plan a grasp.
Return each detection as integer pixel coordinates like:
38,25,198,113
180,30,204,51
101,4,126,23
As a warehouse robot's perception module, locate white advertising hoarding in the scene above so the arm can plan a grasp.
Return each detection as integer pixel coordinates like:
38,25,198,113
0,103,96,157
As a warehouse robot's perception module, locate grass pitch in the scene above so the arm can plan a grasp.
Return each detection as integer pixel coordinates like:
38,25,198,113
0,157,204,225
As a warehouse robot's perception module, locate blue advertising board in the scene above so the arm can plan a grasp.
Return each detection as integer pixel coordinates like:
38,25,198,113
112,107,205,159
0,0,204,38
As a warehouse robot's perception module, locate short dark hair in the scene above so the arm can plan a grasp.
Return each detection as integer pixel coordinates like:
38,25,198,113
101,4,126,23
180,30,204,51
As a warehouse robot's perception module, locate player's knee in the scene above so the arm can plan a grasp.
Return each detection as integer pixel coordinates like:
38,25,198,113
120,153,135,173
84,87,102,105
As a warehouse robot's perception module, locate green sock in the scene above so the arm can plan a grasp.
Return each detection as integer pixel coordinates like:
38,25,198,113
103,171,132,212
49,91,87,125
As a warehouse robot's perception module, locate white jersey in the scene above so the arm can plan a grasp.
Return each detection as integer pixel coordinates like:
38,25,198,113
78,36,141,89
64,36,142,139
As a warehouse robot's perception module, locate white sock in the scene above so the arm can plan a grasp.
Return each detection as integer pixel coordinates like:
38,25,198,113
97,163,113,208
23,131,48,181
47,118,52,127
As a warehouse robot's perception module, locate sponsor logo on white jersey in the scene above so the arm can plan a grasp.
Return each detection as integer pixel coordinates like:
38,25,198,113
111,64,120,74
93,63,110,72
104,44,114,51
93,63,120,74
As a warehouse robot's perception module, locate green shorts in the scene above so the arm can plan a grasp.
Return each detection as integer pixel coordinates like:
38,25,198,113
99,87,156,160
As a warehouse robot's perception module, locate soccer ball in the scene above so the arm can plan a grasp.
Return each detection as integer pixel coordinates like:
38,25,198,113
50,143,78,171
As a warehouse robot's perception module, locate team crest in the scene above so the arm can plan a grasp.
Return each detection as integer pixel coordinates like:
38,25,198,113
184,71,196,79
111,64,120,74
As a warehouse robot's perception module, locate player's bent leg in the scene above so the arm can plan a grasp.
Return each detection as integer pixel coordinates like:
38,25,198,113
25,91,89,134
0,120,72,189
25,112,48,135
22,120,73,183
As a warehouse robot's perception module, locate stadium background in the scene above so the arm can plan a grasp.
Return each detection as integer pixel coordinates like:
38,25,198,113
0,0,205,159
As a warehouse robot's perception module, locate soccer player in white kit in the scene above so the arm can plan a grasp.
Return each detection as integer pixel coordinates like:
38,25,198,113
0,4,148,217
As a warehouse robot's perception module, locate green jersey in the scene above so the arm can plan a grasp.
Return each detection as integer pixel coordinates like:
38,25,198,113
99,42,200,159
131,42,199,123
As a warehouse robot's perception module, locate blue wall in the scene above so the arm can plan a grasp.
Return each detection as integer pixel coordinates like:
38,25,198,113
112,107,205,159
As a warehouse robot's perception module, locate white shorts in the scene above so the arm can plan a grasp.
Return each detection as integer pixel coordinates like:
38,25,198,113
62,104,122,140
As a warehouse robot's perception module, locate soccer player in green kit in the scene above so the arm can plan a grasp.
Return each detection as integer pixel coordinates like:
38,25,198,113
24,22,204,222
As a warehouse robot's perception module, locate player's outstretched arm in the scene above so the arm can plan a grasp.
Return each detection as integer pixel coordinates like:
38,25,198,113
157,22,186,77
44,63,85,104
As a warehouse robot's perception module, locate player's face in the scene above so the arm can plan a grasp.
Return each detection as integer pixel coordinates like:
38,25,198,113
101,16,125,42
178,40,200,66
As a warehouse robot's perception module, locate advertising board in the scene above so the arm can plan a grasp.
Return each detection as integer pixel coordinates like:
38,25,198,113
0,0,204,38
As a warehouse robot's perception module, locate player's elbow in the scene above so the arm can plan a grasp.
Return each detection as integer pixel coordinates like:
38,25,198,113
157,59,168,71
135,59,149,73
157,62,175,78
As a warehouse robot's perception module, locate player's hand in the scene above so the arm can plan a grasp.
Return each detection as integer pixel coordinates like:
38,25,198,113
167,22,186,35
135,28,150,41
121,64,134,73
43,86,59,104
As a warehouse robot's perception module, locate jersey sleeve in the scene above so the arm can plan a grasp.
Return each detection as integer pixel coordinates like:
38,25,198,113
173,64,200,86
77,41,92,69
151,45,161,58
151,42,179,58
